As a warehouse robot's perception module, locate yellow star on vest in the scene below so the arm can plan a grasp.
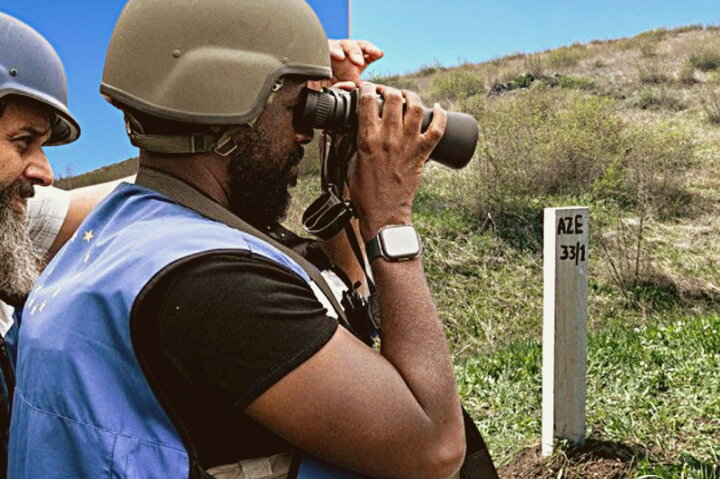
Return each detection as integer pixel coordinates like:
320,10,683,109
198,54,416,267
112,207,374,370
83,230,95,242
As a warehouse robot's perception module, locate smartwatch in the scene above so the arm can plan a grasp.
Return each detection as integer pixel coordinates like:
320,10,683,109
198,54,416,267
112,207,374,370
365,224,422,263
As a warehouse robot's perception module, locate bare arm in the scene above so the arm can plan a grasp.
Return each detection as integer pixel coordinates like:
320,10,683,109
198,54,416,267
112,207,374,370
313,39,384,294
46,175,134,260
247,85,464,479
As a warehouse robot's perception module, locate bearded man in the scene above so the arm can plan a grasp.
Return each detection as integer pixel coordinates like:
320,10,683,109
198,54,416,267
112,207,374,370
1,11,381,477
0,11,82,478
0,12,79,315
8,1,469,478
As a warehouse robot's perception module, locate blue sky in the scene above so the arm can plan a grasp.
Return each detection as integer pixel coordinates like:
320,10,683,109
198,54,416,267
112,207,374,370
2,0,719,176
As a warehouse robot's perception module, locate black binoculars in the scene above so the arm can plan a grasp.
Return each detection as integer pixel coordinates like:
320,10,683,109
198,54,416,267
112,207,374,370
294,87,478,169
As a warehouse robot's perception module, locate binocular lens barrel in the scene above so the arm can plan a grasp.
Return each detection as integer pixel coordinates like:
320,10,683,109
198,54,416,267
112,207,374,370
295,88,478,169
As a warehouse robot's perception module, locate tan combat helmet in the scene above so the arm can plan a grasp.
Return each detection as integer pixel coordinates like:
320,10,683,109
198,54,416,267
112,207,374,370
100,0,332,155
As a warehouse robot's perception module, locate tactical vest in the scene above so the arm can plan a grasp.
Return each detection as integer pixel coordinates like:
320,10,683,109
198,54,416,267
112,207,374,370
8,183,352,478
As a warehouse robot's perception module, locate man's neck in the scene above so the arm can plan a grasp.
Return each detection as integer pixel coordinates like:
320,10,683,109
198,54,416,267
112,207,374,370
139,152,231,209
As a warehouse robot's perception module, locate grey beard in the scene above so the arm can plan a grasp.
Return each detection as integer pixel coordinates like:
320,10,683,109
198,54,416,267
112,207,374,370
0,182,42,307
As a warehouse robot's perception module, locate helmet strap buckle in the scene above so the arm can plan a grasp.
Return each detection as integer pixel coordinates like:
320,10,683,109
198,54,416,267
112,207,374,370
213,136,239,157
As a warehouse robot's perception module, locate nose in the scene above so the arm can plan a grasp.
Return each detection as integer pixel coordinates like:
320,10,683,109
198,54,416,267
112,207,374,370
24,147,54,187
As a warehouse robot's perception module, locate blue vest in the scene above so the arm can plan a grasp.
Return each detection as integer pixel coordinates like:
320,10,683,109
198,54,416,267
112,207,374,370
8,183,359,478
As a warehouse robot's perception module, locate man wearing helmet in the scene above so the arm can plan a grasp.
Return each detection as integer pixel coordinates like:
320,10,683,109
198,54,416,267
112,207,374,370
9,1,466,479
0,11,83,479
0,11,80,316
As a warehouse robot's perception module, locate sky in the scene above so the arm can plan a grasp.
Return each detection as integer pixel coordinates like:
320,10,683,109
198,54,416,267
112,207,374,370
2,0,719,176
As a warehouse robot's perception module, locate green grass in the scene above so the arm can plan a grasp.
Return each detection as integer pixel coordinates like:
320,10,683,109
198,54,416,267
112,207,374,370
457,313,720,472
285,148,720,477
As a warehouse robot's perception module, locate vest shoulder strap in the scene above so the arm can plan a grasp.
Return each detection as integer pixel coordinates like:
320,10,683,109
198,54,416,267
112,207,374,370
135,167,352,331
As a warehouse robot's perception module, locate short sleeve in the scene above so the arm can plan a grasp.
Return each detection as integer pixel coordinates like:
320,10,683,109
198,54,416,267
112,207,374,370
27,186,71,256
139,252,339,414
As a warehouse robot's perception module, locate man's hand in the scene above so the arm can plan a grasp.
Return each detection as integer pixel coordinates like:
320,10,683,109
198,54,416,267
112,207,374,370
310,39,384,91
348,83,447,240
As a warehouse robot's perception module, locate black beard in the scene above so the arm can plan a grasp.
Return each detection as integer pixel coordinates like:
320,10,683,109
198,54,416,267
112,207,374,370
0,181,42,307
227,135,303,229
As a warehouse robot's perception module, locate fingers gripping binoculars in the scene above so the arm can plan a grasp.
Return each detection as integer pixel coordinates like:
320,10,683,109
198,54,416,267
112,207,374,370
294,87,479,169
298,86,479,241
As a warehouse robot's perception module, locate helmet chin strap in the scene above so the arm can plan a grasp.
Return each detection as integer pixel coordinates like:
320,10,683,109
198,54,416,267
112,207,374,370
124,114,256,157
124,79,286,157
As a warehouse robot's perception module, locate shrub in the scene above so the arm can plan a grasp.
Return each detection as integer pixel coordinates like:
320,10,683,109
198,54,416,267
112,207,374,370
414,61,446,77
635,88,686,111
677,63,698,85
635,28,668,43
426,70,485,103
556,74,596,90
671,24,704,34
469,90,695,221
621,122,695,215
547,44,593,68
508,73,535,90
486,67,525,94
637,61,670,84
594,122,694,215
367,74,419,91
55,158,139,190
617,38,639,51
639,41,657,58
702,88,720,123
495,51,525,63
523,54,545,76
471,90,626,216
688,48,720,71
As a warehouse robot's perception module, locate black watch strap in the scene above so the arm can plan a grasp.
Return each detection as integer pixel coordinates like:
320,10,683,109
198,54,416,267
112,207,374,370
365,236,383,263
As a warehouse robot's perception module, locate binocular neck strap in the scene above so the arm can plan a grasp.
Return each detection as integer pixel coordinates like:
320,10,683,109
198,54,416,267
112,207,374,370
302,131,378,301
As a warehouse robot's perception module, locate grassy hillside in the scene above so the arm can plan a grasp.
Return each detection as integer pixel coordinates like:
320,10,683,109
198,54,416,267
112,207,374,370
60,24,720,478
55,157,138,190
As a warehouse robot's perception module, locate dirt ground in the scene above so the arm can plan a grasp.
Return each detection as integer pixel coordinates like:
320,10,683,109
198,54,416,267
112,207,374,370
500,440,644,479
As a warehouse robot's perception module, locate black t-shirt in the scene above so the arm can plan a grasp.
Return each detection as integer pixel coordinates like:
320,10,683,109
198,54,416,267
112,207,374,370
132,249,338,468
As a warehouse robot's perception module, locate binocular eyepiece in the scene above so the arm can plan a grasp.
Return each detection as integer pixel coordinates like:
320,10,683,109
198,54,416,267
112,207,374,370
294,87,478,169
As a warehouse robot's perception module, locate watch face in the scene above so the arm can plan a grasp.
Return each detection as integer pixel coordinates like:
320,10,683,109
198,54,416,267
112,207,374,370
380,225,421,260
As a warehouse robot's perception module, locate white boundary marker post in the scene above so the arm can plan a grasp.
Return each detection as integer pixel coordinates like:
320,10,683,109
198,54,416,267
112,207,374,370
542,207,589,456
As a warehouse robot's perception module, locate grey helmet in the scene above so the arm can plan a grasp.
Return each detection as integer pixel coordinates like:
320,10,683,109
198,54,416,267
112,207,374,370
0,12,80,145
100,0,331,155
